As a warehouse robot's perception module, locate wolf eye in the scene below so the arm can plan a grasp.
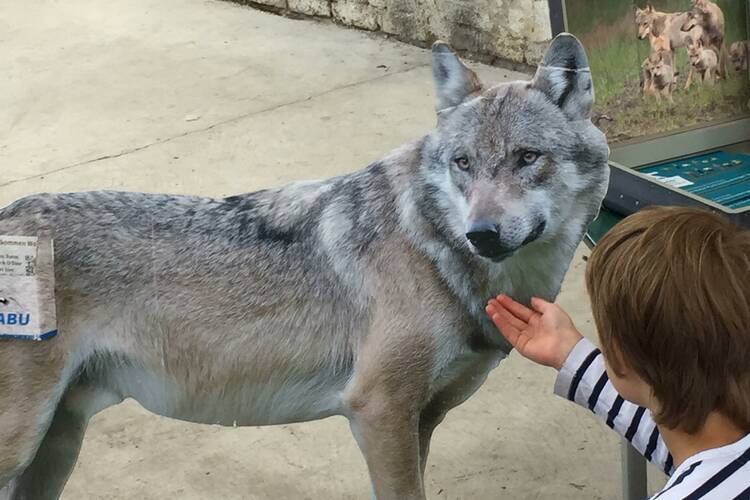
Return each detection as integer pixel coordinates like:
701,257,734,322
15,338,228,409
521,151,540,166
454,156,470,171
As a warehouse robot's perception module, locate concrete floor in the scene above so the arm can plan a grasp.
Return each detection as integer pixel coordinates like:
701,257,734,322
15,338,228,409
1,1,667,498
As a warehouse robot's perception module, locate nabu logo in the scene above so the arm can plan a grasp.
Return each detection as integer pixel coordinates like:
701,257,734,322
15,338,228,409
0,313,31,325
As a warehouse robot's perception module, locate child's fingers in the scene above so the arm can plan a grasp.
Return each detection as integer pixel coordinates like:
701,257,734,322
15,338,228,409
496,294,534,322
486,299,501,314
486,307,521,345
530,297,554,314
495,303,527,331
487,300,527,331
486,300,501,321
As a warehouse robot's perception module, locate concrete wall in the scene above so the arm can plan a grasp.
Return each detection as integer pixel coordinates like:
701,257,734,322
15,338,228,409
239,0,553,65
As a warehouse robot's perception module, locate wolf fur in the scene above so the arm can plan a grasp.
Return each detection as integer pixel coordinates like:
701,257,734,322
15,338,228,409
0,34,609,500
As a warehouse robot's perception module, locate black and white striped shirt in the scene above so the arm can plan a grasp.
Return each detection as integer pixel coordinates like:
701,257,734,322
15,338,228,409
554,338,750,499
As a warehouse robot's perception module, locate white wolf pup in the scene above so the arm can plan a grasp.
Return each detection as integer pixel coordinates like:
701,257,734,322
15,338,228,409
730,40,749,72
0,34,609,500
688,39,720,85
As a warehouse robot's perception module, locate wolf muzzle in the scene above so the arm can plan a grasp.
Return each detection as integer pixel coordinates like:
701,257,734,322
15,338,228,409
466,220,546,262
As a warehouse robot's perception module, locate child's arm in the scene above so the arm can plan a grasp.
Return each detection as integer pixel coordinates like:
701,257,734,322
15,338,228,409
553,335,674,475
486,295,674,475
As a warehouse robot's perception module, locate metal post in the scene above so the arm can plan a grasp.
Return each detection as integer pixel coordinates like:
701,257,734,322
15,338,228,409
621,439,648,500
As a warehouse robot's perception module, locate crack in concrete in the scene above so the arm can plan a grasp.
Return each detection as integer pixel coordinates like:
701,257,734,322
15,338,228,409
1,62,429,189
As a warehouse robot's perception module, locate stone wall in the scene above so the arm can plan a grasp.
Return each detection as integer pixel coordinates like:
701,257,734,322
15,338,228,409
237,0,553,66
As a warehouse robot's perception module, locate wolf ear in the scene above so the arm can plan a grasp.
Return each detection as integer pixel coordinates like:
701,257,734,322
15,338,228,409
532,33,594,121
431,42,482,112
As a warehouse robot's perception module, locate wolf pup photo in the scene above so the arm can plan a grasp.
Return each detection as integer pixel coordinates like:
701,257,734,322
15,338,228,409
0,34,609,500
565,0,749,143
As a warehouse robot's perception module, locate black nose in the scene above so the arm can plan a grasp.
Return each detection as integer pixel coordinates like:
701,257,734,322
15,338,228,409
466,221,500,248
466,219,547,261
466,221,512,261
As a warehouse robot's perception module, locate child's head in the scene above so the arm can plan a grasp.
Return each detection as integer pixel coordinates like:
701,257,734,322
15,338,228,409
586,206,750,433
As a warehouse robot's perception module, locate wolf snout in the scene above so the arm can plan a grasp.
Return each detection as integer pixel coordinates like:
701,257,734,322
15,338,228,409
465,220,510,262
466,220,499,243
466,220,546,262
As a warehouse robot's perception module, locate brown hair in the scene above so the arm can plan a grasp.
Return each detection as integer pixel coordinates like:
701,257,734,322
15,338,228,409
586,206,750,433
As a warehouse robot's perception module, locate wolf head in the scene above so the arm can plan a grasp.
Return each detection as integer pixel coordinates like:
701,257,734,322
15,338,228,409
682,10,700,32
419,34,609,263
688,38,704,60
730,41,749,72
682,0,713,33
635,5,655,40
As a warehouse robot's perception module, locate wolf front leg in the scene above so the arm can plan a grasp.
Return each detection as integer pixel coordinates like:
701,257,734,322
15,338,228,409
417,406,445,478
343,325,432,500
704,67,716,86
662,85,674,103
348,397,424,500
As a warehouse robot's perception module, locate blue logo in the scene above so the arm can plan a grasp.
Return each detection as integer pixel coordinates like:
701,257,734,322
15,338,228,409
0,313,31,326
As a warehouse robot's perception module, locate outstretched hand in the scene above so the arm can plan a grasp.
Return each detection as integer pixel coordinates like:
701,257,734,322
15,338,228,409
485,295,583,370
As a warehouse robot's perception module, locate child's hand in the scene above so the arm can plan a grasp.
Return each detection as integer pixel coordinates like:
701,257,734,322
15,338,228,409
486,295,583,370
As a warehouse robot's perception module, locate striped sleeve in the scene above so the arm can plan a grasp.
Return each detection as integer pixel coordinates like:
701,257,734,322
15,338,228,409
553,338,674,476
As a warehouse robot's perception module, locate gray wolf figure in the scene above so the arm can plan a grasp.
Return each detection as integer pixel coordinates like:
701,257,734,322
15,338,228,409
0,34,608,500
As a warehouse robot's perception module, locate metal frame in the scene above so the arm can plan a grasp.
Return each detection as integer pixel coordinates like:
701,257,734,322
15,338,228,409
610,118,750,171
547,0,567,34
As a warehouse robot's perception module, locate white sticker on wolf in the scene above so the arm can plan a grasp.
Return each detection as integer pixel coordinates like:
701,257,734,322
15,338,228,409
0,235,57,340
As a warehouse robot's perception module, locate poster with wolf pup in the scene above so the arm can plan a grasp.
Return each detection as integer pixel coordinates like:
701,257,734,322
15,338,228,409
565,0,749,144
